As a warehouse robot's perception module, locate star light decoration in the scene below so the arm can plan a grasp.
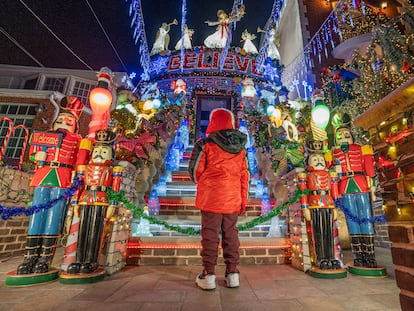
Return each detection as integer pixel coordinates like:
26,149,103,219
263,63,280,82
151,56,169,76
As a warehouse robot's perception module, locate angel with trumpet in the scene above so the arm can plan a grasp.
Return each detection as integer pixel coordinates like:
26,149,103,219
150,19,178,55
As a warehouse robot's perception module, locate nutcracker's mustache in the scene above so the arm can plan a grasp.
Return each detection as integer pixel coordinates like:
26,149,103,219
93,155,104,160
315,162,324,168
55,120,73,126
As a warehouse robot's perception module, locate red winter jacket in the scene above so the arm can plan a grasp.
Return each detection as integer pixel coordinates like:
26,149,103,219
188,129,249,214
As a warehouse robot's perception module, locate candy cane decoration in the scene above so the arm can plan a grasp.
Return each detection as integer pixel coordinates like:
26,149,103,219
0,117,13,160
12,124,29,170
333,218,344,267
61,213,80,271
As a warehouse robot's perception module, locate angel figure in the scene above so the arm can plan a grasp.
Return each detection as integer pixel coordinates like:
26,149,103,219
175,24,194,50
241,29,258,55
150,19,178,55
258,26,281,60
204,5,245,49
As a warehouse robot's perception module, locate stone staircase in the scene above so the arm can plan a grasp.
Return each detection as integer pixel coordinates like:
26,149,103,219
126,147,291,266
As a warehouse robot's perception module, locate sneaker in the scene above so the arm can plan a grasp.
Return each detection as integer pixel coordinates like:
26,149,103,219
225,272,240,288
196,273,216,290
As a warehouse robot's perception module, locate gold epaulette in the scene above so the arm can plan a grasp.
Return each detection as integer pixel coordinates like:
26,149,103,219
361,144,373,155
79,138,93,151
324,151,333,162
113,165,123,174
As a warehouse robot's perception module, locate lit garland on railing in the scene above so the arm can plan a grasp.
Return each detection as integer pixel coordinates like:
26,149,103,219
0,177,83,221
108,187,308,235
179,0,187,72
219,0,244,71
334,198,387,225
282,0,377,97
128,0,152,80
256,0,284,72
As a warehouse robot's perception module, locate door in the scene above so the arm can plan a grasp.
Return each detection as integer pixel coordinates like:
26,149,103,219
195,95,232,140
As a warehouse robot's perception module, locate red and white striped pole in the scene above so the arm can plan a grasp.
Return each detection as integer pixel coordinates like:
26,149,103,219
333,218,342,263
0,117,13,160
61,213,80,271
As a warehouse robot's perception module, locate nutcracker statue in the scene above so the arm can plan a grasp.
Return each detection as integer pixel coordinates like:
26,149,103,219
10,97,90,285
298,140,346,278
326,114,386,277
61,129,122,282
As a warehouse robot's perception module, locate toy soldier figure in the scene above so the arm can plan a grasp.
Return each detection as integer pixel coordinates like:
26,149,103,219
67,129,123,274
326,114,378,268
298,140,341,271
17,97,90,275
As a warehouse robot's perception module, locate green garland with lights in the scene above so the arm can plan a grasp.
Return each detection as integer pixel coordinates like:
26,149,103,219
108,187,308,235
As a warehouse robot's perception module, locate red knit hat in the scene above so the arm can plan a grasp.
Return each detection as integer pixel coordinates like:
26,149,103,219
206,108,235,135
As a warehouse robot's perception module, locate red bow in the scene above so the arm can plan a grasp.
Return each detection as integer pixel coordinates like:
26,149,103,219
118,132,156,159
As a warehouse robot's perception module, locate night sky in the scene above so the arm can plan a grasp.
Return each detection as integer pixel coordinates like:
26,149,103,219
0,0,275,74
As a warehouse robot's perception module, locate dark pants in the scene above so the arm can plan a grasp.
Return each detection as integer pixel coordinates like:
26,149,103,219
201,211,240,275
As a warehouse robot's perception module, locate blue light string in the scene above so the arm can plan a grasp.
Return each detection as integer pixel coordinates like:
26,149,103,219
129,0,151,79
180,0,187,72
0,177,83,221
219,0,241,71
334,198,387,225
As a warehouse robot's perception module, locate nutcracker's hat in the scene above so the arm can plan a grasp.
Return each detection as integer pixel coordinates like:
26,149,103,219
305,139,325,154
59,96,84,120
95,129,117,146
331,112,352,132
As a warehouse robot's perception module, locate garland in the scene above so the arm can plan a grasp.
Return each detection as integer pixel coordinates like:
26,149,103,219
334,198,387,225
0,177,83,221
108,187,308,235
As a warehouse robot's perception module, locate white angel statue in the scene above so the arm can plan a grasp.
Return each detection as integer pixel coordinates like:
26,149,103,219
204,5,245,49
241,29,258,55
258,26,281,60
150,19,178,55
175,24,194,50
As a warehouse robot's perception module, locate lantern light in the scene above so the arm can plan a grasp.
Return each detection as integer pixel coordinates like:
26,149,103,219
88,67,114,137
311,103,330,130
89,87,112,110
311,90,330,130
152,98,161,109
143,100,154,110
266,105,276,115
272,107,282,120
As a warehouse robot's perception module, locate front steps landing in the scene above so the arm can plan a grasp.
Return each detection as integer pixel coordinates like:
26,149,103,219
127,237,291,266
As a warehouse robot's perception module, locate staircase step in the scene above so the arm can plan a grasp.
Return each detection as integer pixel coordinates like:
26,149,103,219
126,236,291,266
138,216,285,238
157,197,266,217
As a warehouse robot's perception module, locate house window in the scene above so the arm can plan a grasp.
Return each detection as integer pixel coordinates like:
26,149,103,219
42,77,66,92
70,80,95,109
0,103,36,166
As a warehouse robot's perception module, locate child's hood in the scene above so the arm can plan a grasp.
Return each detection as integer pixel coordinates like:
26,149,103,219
208,129,247,154
206,108,235,134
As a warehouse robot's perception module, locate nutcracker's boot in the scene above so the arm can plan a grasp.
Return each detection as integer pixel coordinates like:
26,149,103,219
351,236,364,266
33,236,58,273
362,235,377,268
16,236,41,275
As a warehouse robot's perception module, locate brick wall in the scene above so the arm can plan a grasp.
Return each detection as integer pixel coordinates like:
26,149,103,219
127,239,289,266
0,167,33,259
389,224,414,310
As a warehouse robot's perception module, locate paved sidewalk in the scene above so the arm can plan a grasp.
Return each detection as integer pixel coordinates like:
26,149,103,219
0,247,400,311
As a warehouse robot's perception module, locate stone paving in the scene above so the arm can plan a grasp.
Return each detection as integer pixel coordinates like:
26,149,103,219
0,247,401,311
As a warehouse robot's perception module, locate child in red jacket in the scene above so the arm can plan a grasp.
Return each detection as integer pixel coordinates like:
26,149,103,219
188,108,249,290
